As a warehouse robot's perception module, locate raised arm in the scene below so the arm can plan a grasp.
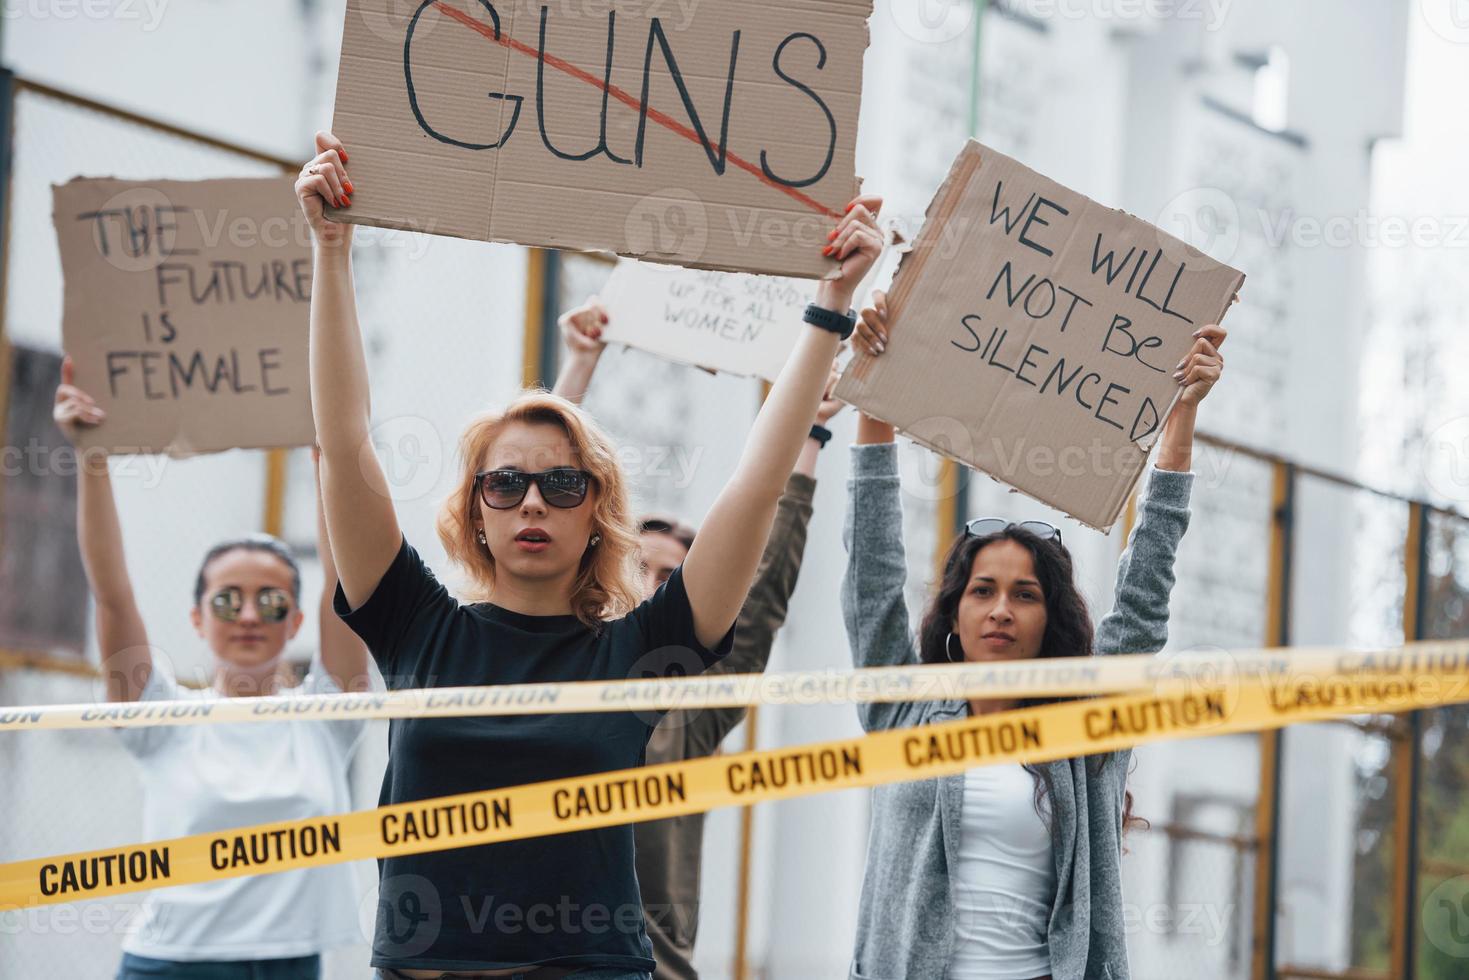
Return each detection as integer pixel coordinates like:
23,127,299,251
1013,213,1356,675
707,371,837,676
681,197,883,649
842,292,936,731
677,365,838,753
1094,467,1193,656
54,357,151,702
1095,323,1225,655
713,473,815,680
296,131,402,611
683,471,814,753
550,299,608,407
312,449,371,692
843,428,927,732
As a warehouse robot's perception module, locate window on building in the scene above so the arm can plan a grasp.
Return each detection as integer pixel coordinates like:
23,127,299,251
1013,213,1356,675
1252,45,1290,133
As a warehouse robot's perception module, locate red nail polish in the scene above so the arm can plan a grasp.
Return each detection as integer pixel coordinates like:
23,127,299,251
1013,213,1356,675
827,229,838,242
823,245,834,256
340,150,349,164
344,181,355,194
342,195,351,207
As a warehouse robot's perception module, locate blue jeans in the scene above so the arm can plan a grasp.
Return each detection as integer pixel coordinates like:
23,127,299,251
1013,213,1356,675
116,953,321,979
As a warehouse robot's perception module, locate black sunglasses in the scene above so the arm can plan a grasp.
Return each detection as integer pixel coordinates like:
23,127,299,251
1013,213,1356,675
207,586,293,624
475,468,593,510
964,518,1063,546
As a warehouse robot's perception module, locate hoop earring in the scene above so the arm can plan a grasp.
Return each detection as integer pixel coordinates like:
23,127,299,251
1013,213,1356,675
945,632,964,664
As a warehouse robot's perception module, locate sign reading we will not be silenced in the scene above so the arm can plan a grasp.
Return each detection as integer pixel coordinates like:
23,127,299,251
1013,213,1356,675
53,178,315,456
835,142,1246,531
328,0,871,279
597,260,815,383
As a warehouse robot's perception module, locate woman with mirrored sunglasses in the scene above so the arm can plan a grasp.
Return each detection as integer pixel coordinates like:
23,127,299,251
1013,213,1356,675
842,290,1227,980
296,130,884,978
54,357,371,980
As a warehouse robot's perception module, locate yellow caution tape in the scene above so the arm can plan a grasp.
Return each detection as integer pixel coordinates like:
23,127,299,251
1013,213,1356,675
2,640,1468,732
3,642,1469,911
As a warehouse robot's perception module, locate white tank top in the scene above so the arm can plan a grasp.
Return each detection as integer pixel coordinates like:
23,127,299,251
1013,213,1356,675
113,662,366,960
948,764,1056,980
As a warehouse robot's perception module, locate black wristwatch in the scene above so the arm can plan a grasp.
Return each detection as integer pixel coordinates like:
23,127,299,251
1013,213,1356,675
809,424,833,448
803,303,857,340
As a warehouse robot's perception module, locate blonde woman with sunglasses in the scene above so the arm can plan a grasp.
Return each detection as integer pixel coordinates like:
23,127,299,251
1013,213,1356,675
297,130,881,979
53,360,371,980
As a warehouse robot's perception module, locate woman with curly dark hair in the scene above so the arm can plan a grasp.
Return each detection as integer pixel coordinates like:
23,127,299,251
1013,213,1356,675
841,291,1226,980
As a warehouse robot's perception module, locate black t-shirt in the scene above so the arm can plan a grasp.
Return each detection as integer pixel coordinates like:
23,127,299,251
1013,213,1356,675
334,537,734,973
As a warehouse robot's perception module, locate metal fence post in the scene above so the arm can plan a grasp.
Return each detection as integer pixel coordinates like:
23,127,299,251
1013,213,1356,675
0,66,18,555
524,248,562,390
1254,460,1294,980
1392,502,1429,978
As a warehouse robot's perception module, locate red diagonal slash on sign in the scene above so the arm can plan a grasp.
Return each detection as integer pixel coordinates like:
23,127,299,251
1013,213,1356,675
430,0,844,220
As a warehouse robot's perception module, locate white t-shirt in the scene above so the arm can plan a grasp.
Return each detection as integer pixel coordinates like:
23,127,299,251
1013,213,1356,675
948,764,1056,980
114,661,367,961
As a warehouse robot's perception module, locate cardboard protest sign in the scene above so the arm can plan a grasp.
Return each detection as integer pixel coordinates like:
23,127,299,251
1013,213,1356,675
328,0,871,278
596,260,815,382
834,142,1246,530
53,178,315,456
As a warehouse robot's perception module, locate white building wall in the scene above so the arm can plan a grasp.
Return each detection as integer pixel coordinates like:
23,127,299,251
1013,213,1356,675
1108,1,1408,975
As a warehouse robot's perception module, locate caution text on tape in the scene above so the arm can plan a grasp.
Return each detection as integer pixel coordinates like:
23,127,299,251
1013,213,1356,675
4,645,1469,911
2,640,1468,732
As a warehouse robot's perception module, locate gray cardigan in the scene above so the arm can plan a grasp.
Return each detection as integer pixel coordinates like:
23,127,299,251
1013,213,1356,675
841,442,1194,980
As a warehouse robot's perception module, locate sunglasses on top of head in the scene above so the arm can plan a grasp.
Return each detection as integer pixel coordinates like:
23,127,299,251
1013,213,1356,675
964,518,1063,546
474,468,594,510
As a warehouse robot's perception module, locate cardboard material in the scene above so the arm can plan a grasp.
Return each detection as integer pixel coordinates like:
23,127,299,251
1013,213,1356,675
329,0,871,278
834,142,1246,531
596,260,815,382
52,178,315,456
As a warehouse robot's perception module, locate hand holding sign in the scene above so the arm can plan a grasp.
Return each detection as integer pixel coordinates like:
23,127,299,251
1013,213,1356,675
558,299,609,359
818,196,885,313
1175,324,1226,408
1153,323,1228,475
295,131,354,248
552,298,611,406
53,356,106,447
854,289,891,357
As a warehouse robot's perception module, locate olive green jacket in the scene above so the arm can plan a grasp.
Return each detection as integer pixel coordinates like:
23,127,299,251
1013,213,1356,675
635,473,817,980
